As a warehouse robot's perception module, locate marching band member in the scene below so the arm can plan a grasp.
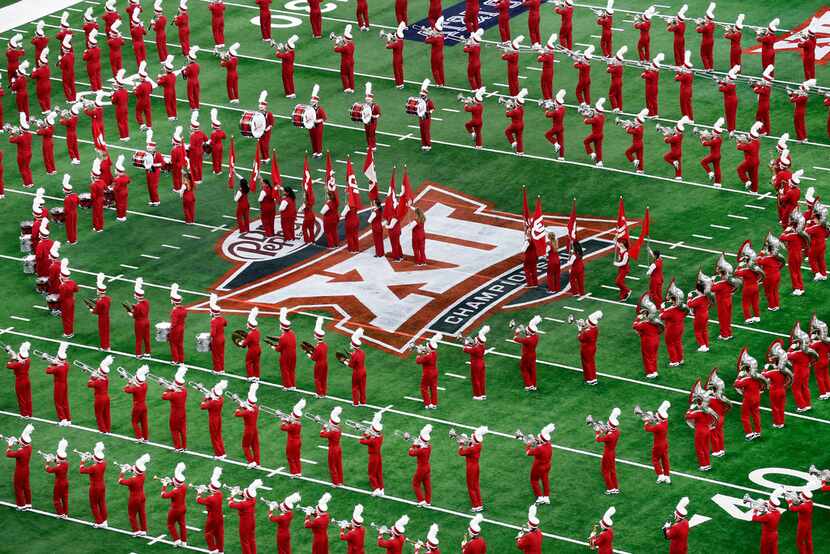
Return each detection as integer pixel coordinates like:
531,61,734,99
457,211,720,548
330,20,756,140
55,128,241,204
505,89,527,155
750,491,782,553
83,30,103,91
757,233,785,310
107,21,125,77
699,117,724,186
686,383,715,469
575,311,601,384
798,25,817,80
309,0,323,38
642,401,671,483
200,380,227,458
234,178,251,233
171,126,187,190
162,365,189,450
31,47,51,114
147,0,168,62
5,424,33,509
275,35,298,98
606,46,626,111
280,398,306,475
425,18,446,86
79,441,107,526
230,476,264,552
111,71,131,141
589,507,615,553
526,423,554,504
126,0,142,28
209,110,226,175
44,439,70,517
724,14,744,69
118,453,150,535
464,326,489,399
547,232,561,292
809,316,830,401
273,307,297,389
362,82,381,150
789,323,816,412
255,0,271,41
143,131,163,206
356,0,370,30
188,113,207,183
633,6,655,60
516,505,542,552
156,57,179,120
514,316,540,390
378,515,408,552
104,1,121,34
753,65,774,134
208,0,225,47
415,333,442,408
554,0,574,49
123,365,150,441
58,35,76,102
46,342,71,424
59,104,81,165
113,155,129,221
269,492,302,552
409,425,433,505
174,0,191,54
207,293,227,372
583,97,606,167
168,284,187,363
279,185,298,241
502,36,523,96
535,35,556,101
360,411,385,495
47,242,63,299
10,60,30,119
667,5,688,65
321,189,340,247
763,341,790,428
696,3,716,69
787,489,814,553
305,493,331,553
790,79,813,142
596,1,614,57
369,199,384,255
573,45,593,105
6,33,24,87
674,50,694,121
345,328,368,405
779,212,808,295
661,116,689,180
663,497,690,551
523,0,542,46
687,274,711,352
309,84,327,157
234,382,261,467
161,462,189,546
596,408,620,493
133,61,157,130
736,241,764,323
9,113,34,187
33,214,52,274
464,30,483,90
806,201,828,281
320,406,343,485
340,504,365,552
660,280,688,365
711,255,739,339
335,25,356,92
238,306,261,379
58,259,78,338
568,240,586,295
461,87,485,149
129,10,148,66
456,426,486,512
734,348,765,439
718,65,740,132
304,316,329,397
36,111,56,175
414,524,440,554
386,23,406,89
416,80,436,151
756,19,780,75
196,467,225,553
462,514,486,552
542,90,566,158
182,47,201,112
622,108,647,173
633,294,662,378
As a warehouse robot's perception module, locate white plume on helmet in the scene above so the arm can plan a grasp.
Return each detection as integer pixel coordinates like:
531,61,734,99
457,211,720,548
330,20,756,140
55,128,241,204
136,365,149,383
371,410,383,432
99,355,114,374
658,400,671,419
170,283,182,302
601,506,616,528
528,315,542,333
329,406,342,424
173,462,186,483
56,438,68,459
540,423,556,441
247,307,259,327
555,89,566,104
20,424,34,444
351,327,364,347
282,492,301,511
174,364,187,384
469,513,484,534
292,398,306,418
588,310,603,325
477,325,490,342
528,504,540,526
316,492,331,511
675,496,689,517
427,523,439,546
246,478,264,498
93,441,105,460
135,453,150,473
419,424,433,442
247,381,259,404
352,504,364,523
473,425,488,442
212,379,228,397
279,306,291,327
393,515,409,534
428,333,443,350
210,467,223,489
608,407,621,426
57,342,69,361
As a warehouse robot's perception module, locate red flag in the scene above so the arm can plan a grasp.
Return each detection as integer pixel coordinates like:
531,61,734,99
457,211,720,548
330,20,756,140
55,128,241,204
227,137,236,189
325,151,339,204
270,149,282,200
249,147,260,193
346,157,362,209
630,207,650,260
531,196,546,256
401,165,414,205
616,196,629,244
566,198,577,244
363,147,377,190
302,154,315,207
383,167,397,222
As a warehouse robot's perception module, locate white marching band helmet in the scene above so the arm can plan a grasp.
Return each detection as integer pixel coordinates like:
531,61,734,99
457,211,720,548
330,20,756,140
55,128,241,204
56,438,69,459
96,272,107,292
370,410,383,432
98,355,113,374
675,496,690,518
329,406,342,425
555,89,567,104
316,492,332,512
279,306,291,329
473,425,488,442
527,504,540,527
134,277,145,297
210,467,223,489
540,423,556,441
211,379,228,398
419,424,432,442
292,398,306,418
170,283,182,302
174,363,187,384
57,342,69,361
352,504,364,524
20,424,35,445
93,441,105,461
134,453,150,473
209,293,220,314
588,310,603,325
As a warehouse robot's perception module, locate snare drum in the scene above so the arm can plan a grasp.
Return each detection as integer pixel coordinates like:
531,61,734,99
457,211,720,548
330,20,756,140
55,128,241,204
349,102,372,124
20,221,33,236
132,150,154,170
104,189,115,208
155,321,171,343
195,332,212,353
405,97,426,117
49,207,66,225
20,235,32,254
292,104,316,129
22,255,35,274
46,293,61,313
78,193,93,209
239,111,267,139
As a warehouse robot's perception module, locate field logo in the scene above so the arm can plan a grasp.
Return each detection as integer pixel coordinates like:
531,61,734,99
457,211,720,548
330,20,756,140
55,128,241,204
208,184,618,354
745,8,830,63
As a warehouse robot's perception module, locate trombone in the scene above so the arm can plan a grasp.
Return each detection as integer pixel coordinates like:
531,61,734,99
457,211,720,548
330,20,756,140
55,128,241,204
187,380,212,396
33,348,59,364
345,419,372,434
231,329,249,348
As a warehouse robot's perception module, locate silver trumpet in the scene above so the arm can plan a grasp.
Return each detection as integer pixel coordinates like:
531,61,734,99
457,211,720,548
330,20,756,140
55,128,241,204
37,450,57,463
614,116,635,129
538,98,555,110
406,341,429,355
497,96,517,110
33,348,59,364
586,415,612,435
113,460,133,473
743,494,770,514
145,372,176,389
187,380,211,396
509,319,528,336
73,448,93,462
345,419,372,434
393,429,418,444
514,429,540,447
222,483,243,498
329,32,346,47
810,464,830,482
259,404,290,419
633,405,658,425
448,428,472,447
378,30,395,44
567,314,589,332
371,522,391,535
457,93,475,105
656,123,674,135
577,103,596,117
154,475,174,487
268,39,289,52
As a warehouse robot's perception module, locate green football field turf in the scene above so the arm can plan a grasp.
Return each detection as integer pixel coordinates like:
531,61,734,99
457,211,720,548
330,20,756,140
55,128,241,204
1,0,830,552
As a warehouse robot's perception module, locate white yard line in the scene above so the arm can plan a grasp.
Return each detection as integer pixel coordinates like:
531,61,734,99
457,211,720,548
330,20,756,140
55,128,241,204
140,254,160,260
444,372,467,380
691,234,713,240
119,264,139,270
181,234,201,240
9,316,30,322
709,224,730,230
562,306,584,312
161,244,181,250
727,214,749,220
